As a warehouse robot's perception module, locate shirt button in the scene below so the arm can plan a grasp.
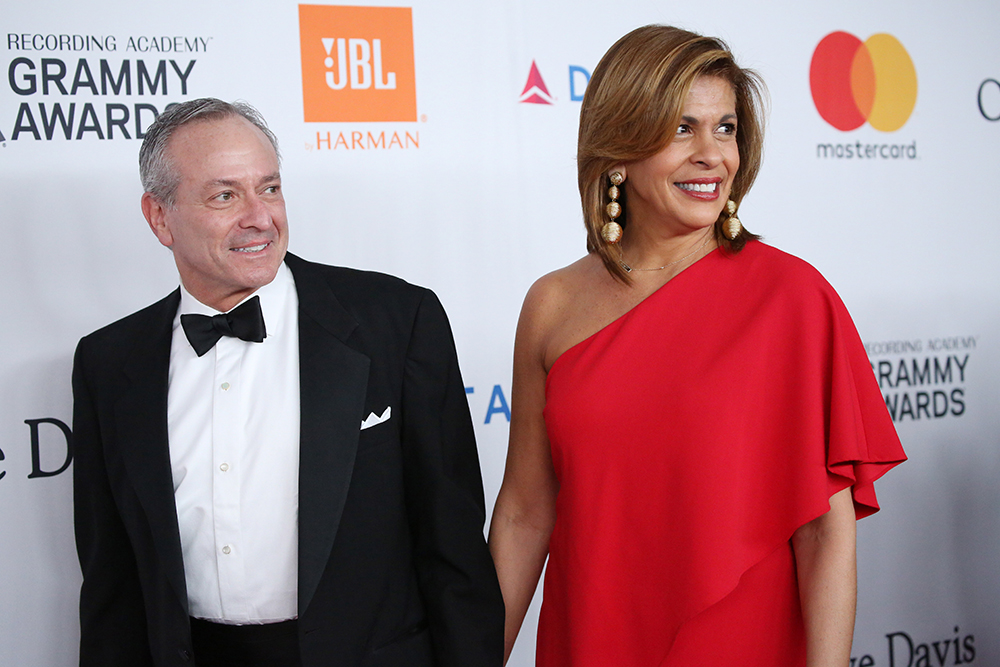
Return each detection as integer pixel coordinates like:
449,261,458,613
222,545,232,555
219,463,230,472
221,382,231,391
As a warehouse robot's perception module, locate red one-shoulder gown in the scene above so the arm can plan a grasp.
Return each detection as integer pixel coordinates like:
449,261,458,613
538,242,905,666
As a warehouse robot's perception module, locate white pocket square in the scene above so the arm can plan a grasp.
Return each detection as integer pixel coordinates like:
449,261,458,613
360,406,391,430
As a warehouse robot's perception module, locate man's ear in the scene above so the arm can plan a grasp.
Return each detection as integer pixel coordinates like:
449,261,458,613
141,192,173,248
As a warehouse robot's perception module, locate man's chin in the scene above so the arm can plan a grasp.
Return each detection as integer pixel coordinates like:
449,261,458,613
244,266,282,290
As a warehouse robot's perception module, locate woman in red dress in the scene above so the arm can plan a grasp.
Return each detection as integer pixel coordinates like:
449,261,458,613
488,25,905,667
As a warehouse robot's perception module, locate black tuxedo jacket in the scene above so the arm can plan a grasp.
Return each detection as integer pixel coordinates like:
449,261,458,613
72,253,504,667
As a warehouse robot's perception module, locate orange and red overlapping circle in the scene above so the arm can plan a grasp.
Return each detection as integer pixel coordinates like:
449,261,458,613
810,31,917,132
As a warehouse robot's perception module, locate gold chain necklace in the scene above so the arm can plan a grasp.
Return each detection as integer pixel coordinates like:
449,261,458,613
617,231,714,273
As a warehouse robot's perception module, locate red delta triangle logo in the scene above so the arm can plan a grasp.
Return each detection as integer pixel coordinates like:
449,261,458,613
519,60,554,105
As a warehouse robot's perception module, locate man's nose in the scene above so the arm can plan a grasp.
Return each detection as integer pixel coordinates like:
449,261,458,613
240,193,273,229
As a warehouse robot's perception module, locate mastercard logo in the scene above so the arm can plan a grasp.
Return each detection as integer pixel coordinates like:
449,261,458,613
809,32,917,132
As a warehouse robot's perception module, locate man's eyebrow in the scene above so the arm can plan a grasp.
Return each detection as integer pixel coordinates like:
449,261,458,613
206,178,240,188
204,173,281,188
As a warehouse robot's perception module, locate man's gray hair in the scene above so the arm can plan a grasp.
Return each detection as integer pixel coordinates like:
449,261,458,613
138,98,281,206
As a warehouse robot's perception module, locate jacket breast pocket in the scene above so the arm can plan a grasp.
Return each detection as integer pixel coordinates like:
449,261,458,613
356,411,398,455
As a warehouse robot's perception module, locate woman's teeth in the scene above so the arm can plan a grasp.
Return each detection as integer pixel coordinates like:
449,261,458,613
677,182,718,192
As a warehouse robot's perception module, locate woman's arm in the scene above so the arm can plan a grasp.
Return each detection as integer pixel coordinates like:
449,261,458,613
792,486,858,667
488,280,562,664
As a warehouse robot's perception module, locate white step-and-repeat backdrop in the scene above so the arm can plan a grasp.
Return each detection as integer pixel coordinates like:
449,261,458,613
2,0,998,664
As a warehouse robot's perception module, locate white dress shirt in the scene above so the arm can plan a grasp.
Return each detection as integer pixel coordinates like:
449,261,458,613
167,264,300,624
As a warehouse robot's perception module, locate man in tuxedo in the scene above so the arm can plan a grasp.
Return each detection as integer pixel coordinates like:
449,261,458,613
72,98,504,667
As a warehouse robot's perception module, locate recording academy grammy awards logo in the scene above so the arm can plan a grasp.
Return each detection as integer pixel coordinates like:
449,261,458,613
3,31,211,142
810,31,919,159
865,336,976,422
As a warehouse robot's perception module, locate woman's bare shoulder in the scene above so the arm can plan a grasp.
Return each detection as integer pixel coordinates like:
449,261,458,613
521,255,604,325
518,254,613,371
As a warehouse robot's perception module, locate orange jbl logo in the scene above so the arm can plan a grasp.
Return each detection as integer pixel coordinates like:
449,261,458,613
299,5,417,122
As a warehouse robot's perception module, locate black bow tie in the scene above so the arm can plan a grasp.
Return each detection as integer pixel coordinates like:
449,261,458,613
180,295,267,357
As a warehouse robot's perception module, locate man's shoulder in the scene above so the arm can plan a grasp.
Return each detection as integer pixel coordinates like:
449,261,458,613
286,254,454,348
295,256,418,290
78,290,179,352
287,253,430,311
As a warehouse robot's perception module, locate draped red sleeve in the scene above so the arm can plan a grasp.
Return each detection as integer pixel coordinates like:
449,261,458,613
537,242,905,667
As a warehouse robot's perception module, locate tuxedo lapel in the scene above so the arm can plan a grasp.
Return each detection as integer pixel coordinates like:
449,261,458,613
288,255,371,617
113,290,189,614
